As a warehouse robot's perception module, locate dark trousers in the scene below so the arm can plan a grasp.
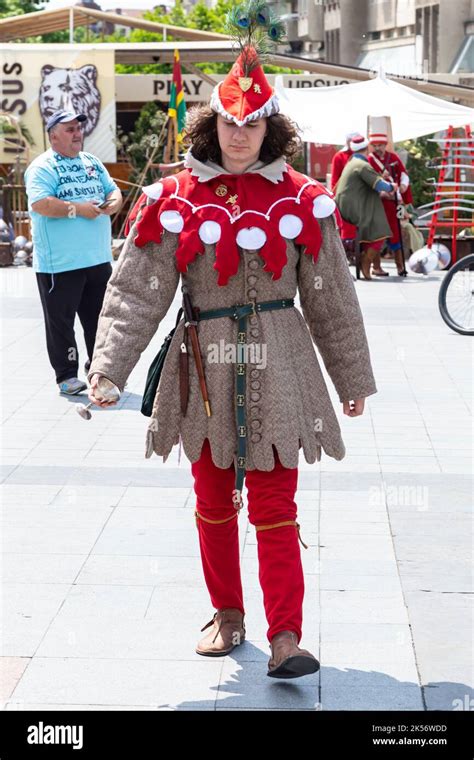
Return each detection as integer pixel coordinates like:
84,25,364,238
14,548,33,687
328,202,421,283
36,262,112,384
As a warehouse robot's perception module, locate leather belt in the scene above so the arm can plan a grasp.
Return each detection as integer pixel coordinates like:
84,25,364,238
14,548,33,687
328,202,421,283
197,297,295,512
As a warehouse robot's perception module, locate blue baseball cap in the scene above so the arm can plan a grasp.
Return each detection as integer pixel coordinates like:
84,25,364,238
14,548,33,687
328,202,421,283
46,109,87,132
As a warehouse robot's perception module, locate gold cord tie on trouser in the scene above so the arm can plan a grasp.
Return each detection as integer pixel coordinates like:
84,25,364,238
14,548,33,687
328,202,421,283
255,520,309,549
194,509,239,528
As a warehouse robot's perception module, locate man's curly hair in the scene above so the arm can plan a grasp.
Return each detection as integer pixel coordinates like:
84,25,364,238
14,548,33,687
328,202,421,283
183,104,302,165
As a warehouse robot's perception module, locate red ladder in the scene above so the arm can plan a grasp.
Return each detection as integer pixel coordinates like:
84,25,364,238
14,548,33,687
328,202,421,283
425,124,474,264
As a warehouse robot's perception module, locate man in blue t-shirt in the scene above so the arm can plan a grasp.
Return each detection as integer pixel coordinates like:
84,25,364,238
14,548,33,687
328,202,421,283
24,109,123,395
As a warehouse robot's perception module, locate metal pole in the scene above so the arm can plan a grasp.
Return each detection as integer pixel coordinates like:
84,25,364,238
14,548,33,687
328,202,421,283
394,198,407,276
452,134,461,265
69,7,74,44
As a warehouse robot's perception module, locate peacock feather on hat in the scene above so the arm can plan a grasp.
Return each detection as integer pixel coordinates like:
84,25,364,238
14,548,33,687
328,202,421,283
225,0,286,76
209,1,285,126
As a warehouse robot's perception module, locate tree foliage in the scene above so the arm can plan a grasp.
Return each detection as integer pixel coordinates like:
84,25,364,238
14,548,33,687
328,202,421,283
0,0,43,17
116,102,168,186
115,0,299,75
397,135,442,207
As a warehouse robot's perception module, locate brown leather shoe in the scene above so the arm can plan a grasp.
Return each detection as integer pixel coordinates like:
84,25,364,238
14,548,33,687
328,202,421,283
360,248,376,280
267,630,320,679
372,252,390,276
196,607,246,657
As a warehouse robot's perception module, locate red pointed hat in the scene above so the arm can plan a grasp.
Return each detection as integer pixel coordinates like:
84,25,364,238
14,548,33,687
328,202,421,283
210,45,279,126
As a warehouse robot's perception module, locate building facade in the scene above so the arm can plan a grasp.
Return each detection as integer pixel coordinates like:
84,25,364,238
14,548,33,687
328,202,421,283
281,0,473,75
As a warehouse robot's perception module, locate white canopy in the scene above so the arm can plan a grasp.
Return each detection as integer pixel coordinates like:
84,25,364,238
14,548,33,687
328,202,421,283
274,72,474,145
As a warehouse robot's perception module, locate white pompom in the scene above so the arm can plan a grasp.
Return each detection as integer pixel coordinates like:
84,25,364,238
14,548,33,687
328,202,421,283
279,214,303,239
313,195,336,218
199,220,222,245
236,227,267,250
142,182,164,200
160,210,184,233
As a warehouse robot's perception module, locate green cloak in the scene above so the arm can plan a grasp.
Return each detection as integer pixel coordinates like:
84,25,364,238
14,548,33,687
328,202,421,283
335,156,392,243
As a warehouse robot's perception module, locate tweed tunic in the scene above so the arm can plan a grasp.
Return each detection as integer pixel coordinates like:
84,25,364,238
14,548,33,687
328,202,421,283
88,156,377,472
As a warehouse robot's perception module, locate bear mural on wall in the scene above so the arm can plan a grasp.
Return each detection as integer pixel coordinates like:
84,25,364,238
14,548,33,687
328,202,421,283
38,64,101,138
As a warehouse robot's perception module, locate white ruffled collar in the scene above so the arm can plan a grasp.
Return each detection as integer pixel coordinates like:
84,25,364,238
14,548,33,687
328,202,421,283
183,149,288,184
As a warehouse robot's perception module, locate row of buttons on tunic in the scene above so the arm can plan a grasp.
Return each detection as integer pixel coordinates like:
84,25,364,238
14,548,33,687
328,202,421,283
247,257,262,443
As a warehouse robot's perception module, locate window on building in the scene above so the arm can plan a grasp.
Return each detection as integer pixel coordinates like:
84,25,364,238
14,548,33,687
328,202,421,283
416,3,439,72
451,35,474,73
325,28,340,62
358,44,418,76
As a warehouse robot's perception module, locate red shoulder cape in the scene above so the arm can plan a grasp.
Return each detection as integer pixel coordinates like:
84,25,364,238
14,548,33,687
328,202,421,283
126,164,336,286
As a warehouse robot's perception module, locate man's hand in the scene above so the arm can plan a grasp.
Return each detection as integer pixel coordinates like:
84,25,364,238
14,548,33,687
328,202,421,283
97,189,123,216
88,373,119,407
76,202,102,219
380,182,398,200
97,200,119,216
343,398,365,417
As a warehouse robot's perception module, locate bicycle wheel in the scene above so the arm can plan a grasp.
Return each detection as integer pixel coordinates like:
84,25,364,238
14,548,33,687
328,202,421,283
438,253,474,335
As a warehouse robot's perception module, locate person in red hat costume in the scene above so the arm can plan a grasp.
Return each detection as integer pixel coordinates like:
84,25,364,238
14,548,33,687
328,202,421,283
335,134,398,280
87,3,377,680
330,130,359,241
368,127,413,276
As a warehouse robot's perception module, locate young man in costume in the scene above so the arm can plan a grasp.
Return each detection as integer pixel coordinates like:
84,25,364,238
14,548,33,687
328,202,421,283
87,6,378,680
368,123,412,276
336,135,398,281
331,130,358,193
330,131,359,264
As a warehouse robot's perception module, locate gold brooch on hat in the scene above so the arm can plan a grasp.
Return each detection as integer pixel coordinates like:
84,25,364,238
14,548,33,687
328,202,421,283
238,77,253,92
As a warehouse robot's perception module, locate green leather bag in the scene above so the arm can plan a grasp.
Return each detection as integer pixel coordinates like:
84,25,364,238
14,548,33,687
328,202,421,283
141,307,184,417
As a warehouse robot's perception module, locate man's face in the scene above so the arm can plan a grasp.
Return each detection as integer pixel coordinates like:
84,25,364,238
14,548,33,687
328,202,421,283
216,115,267,167
49,119,84,157
372,142,387,159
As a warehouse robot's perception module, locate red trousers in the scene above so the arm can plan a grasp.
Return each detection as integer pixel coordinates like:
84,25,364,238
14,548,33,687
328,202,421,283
341,219,357,240
191,438,306,645
361,238,386,253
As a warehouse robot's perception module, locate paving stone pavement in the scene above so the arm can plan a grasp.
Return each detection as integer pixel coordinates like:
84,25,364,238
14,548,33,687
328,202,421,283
0,262,472,712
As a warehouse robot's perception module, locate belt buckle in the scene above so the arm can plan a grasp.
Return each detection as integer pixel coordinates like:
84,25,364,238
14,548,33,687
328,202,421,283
247,300,256,316
232,301,256,320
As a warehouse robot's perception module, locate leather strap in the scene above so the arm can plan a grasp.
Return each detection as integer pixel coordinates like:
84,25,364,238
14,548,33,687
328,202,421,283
179,325,189,416
198,298,294,322
196,298,295,512
255,520,309,549
194,509,239,526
